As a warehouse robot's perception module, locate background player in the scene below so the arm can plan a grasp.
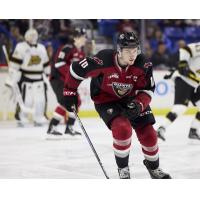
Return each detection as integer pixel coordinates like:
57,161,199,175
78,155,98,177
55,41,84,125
8,28,50,126
157,42,200,141
47,27,87,136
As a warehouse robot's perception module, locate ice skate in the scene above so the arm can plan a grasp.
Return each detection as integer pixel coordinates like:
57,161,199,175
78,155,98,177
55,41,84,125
188,128,200,140
46,124,63,140
65,125,82,136
16,114,29,127
143,160,171,179
118,166,130,179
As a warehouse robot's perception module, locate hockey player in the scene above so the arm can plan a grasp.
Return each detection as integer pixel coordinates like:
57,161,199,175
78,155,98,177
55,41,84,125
157,42,200,141
9,28,50,126
63,32,171,179
47,27,87,136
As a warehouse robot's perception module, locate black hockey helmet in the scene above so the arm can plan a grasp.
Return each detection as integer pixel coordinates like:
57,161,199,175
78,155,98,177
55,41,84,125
117,32,140,49
72,27,87,37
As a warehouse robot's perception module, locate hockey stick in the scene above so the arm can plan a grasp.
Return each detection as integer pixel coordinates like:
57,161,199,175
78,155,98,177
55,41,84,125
164,67,200,83
72,106,109,179
164,68,176,79
2,45,34,114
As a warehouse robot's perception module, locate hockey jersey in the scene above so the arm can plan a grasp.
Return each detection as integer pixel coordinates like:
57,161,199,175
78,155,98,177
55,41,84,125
50,44,85,82
178,42,200,87
10,41,50,81
64,49,155,112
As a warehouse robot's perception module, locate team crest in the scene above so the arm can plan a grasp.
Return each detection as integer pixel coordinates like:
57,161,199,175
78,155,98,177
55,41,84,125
112,82,133,97
28,55,41,66
90,56,103,65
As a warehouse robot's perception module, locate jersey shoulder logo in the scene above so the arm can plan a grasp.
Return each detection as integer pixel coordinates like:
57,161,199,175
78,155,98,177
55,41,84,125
91,56,103,65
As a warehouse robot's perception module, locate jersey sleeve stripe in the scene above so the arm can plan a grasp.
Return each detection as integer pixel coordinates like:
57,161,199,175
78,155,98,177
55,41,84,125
20,69,44,74
43,61,50,67
55,61,66,68
70,64,85,81
182,46,193,57
10,56,23,64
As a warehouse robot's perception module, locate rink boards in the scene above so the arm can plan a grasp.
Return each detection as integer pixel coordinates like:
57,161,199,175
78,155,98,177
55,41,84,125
0,69,198,120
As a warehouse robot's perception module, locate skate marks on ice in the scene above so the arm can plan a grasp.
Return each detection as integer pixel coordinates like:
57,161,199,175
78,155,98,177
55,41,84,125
155,116,200,179
0,119,113,178
0,116,200,178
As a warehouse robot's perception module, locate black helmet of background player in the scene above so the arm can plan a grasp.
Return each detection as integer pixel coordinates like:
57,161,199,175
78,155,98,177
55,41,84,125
117,32,140,52
72,27,87,48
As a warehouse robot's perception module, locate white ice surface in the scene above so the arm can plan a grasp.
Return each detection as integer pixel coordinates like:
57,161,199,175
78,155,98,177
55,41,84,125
0,116,200,179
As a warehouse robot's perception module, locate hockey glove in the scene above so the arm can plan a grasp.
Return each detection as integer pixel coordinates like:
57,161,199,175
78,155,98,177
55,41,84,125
178,60,196,78
63,88,78,112
122,100,142,120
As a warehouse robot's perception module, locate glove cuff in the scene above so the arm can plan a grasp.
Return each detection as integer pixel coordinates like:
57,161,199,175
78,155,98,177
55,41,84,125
135,100,144,112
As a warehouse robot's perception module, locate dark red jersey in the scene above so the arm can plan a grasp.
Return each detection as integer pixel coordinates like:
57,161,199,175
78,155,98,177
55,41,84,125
64,49,155,112
50,44,85,82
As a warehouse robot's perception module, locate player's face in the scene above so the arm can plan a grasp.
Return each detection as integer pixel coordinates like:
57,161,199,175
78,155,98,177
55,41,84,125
76,35,87,47
120,47,138,65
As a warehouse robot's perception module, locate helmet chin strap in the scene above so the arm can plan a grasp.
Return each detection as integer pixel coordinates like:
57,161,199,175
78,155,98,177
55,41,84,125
26,41,37,47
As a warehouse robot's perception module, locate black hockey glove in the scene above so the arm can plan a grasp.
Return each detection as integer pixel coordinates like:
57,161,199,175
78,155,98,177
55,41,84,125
178,61,195,77
122,100,142,120
63,88,78,112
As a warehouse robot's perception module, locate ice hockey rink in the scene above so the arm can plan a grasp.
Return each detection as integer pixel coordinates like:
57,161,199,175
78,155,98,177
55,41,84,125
0,115,200,179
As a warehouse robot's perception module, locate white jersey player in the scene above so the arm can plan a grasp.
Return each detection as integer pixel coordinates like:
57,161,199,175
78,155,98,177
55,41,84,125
8,28,50,126
157,42,200,141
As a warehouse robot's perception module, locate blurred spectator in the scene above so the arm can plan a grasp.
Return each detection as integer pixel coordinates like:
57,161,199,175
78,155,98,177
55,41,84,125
50,19,72,44
151,41,172,69
34,20,51,41
0,20,10,31
10,25,24,43
184,19,200,27
45,42,54,61
150,29,172,51
12,19,29,35
144,41,153,59
98,19,119,42
170,39,187,68
158,19,187,29
2,19,200,70
117,19,138,33
146,23,157,40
